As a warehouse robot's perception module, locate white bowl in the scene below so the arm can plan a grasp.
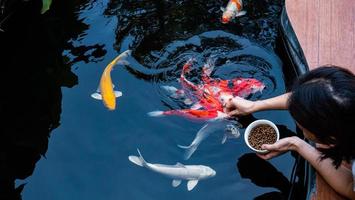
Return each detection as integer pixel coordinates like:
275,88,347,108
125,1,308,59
244,119,280,154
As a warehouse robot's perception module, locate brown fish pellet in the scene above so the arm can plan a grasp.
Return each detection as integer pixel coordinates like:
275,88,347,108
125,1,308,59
248,124,277,150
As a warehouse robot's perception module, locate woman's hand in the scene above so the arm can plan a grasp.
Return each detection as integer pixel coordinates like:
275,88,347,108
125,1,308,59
224,93,290,117
257,136,303,160
224,96,256,116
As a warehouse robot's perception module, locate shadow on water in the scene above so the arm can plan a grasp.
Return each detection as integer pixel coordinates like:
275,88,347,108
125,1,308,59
0,0,106,199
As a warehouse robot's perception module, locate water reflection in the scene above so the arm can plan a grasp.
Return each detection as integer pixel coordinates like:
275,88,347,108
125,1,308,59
237,153,290,199
105,0,283,52
0,0,106,198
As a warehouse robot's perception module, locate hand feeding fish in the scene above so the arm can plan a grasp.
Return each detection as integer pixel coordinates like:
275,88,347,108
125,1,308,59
148,58,265,121
148,58,263,159
128,149,216,191
91,50,131,110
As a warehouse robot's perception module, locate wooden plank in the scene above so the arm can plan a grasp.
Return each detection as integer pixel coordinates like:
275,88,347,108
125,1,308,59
329,0,355,70
318,0,332,67
286,0,355,73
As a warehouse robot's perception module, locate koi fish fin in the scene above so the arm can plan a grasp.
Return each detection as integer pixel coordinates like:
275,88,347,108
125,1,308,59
221,134,227,144
114,91,123,98
187,180,199,191
91,92,102,100
161,85,178,93
220,7,226,12
172,180,182,187
177,144,191,149
235,10,247,17
191,103,202,110
128,148,147,167
183,98,193,105
175,162,185,167
147,111,164,117
161,85,185,99
208,111,228,122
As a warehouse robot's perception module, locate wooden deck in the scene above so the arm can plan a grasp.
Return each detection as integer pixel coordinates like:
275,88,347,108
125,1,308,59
285,0,354,199
285,0,355,73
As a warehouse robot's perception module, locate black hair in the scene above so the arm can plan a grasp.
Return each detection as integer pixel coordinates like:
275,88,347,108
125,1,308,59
288,65,355,168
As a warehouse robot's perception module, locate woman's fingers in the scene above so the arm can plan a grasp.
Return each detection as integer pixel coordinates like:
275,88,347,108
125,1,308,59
227,109,239,116
224,99,235,109
262,137,293,151
261,143,279,151
256,151,281,160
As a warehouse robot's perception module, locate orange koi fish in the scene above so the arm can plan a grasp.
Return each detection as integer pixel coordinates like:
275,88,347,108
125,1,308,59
91,50,131,110
221,0,246,24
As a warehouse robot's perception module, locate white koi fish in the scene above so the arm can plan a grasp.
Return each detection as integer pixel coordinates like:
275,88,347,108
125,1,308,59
178,120,241,160
128,149,216,191
221,0,247,24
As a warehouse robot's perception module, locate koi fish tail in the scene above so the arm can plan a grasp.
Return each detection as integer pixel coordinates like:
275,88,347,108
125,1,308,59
182,58,195,74
161,85,185,99
177,144,197,160
149,109,221,121
180,59,199,91
202,61,214,84
147,111,165,117
148,110,185,118
128,148,147,167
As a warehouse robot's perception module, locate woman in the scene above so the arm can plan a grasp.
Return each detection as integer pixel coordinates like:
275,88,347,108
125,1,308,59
224,66,355,199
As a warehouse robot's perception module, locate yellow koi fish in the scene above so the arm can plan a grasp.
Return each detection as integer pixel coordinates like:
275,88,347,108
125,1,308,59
91,50,131,110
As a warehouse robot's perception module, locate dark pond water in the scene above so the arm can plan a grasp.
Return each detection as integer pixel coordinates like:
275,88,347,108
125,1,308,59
1,0,299,199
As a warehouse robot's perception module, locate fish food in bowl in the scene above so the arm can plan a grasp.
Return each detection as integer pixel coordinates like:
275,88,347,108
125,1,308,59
244,119,279,154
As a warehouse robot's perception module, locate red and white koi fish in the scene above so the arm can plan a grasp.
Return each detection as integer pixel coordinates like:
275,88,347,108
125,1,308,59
148,59,265,121
221,0,247,24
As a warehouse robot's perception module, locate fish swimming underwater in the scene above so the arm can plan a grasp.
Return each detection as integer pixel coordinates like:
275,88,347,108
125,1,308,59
148,59,263,159
221,0,247,24
178,120,241,160
148,59,265,121
91,50,131,110
128,149,216,191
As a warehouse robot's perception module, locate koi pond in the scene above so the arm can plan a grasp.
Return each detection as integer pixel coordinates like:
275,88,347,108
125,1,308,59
1,0,305,199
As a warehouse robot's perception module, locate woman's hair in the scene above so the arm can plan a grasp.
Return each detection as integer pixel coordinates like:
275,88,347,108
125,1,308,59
288,65,355,168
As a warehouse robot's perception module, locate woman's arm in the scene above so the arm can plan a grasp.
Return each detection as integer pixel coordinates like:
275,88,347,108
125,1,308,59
225,93,291,116
297,140,355,199
260,137,355,199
